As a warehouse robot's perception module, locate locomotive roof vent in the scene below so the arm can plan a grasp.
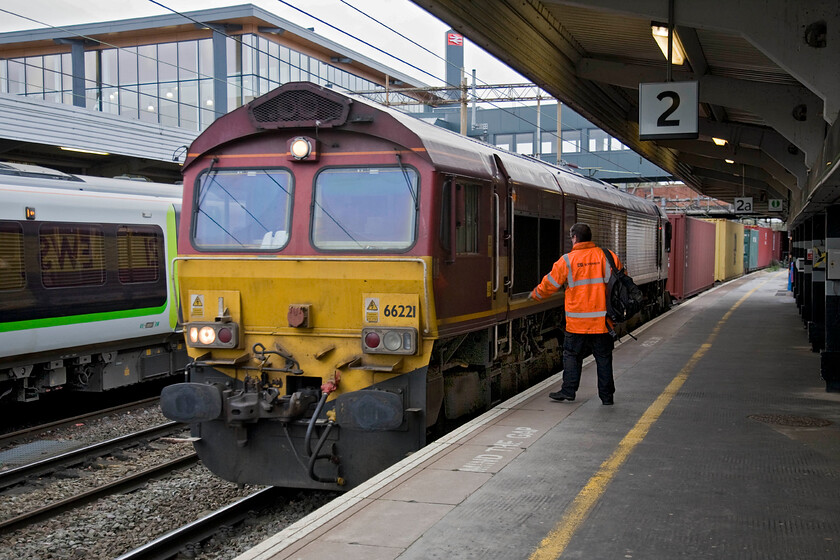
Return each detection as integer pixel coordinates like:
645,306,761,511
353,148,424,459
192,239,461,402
247,83,352,130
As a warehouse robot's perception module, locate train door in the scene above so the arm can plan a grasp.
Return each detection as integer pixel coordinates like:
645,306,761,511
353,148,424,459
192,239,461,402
492,155,512,307
435,177,494,332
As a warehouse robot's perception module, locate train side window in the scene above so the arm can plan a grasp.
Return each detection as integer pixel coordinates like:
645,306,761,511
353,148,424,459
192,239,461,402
458,183,480,254
39,224,106,288
117,225,163,283
0,221,25,290
440,181,480,258
440,180,452,252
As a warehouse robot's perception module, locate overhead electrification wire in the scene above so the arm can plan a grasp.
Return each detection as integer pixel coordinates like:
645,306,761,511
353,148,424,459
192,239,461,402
288,0,655,182
306,0,651,181
1,2,658,183
274,0,441,84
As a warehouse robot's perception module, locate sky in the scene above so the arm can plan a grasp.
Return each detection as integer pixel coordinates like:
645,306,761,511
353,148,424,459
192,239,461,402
0,0,530,88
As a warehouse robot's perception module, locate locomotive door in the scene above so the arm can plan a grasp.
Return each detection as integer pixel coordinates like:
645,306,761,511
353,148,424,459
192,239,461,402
492,155,512,311
434,177,494,332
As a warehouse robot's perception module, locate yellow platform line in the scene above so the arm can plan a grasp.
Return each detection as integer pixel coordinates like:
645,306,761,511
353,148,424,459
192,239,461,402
529,275,774,560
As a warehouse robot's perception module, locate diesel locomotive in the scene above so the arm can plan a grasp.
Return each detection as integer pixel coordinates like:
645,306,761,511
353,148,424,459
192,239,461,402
161,82,670,489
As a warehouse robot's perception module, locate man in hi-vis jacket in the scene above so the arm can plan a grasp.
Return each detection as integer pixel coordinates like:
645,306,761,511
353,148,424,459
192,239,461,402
529,223,620,405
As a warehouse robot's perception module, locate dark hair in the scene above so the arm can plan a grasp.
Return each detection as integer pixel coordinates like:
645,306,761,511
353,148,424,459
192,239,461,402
570,223,592,242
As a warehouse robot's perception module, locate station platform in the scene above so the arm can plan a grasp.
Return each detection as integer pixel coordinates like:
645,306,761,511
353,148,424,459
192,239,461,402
236,270,840,560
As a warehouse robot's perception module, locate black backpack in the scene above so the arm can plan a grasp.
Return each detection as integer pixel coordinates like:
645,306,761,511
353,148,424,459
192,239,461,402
601,248,643,338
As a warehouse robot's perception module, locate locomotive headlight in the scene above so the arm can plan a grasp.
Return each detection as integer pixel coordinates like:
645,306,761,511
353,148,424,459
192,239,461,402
198,327,216,345
185,321,240,349
290,137,312,159
383,331,402,351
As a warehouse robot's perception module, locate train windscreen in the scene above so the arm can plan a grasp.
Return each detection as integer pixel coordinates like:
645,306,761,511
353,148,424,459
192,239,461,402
193,168,293,251
312,167,418,251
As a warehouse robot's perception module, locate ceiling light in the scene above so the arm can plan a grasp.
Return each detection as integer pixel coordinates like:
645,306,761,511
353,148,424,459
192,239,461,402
724,159,735,164
60,146,110,156
651,25,686,65
712,137,727,146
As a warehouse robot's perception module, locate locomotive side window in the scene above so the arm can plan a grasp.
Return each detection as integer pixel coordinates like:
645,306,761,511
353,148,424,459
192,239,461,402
39,224,106,288
117,226,162,283
457,183,480,254
0,221,25,290
440,181,481,256
193,168,293,251
312,166,418,251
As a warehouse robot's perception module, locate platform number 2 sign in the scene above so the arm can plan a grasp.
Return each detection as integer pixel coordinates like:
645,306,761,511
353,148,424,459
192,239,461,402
639,82,699,140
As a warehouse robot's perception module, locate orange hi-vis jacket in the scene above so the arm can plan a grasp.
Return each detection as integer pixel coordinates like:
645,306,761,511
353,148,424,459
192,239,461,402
530,241,623,334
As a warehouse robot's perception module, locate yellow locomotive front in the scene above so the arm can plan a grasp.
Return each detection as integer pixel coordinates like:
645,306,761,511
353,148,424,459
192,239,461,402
161,84,441,489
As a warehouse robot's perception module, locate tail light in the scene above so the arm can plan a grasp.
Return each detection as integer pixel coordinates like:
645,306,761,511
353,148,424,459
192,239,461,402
362,327,417,355
186,321,240,349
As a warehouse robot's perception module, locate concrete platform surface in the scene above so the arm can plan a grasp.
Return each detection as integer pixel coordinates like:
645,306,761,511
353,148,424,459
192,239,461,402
236,270,840,560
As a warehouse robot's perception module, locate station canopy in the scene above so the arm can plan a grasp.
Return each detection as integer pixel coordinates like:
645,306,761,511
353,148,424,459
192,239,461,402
411,0,840,225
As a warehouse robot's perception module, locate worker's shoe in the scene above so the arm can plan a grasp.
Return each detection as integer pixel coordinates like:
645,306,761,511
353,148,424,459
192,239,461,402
549,391,575,402
601,397,614,405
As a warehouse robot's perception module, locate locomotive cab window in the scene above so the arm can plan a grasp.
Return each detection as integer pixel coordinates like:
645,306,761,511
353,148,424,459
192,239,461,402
312,166,418,251
193,168,293,251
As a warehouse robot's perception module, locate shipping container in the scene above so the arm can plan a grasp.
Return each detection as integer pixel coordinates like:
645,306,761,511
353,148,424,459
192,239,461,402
704,218,744,282
744,227,759,271
757,226,772,268
667,214,716,300
771,230,783,262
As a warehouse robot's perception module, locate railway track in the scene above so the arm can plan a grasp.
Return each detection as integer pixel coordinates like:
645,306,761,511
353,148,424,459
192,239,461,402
0,452,198,533
115,487,284,560
0,396,163,449
0,420,195,534
0,421,185,491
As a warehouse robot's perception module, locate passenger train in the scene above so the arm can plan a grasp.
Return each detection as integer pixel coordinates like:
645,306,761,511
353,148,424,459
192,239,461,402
160,82,672,489
0,165,188,402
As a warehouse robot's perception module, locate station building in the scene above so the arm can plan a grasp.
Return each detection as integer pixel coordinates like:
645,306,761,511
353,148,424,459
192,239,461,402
0,4,429,181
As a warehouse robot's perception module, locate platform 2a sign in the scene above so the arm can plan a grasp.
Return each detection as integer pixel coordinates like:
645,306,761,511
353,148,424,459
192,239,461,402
639,81,699,140
734,197,753,213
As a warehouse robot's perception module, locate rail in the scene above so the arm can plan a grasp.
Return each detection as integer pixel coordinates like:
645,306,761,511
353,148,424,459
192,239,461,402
0,453,198,534
0,421,183,491
0,396,162,449
114,487,282,560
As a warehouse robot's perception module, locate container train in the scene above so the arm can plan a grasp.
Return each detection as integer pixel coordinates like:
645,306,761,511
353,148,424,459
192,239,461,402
0,165,188,402
666,214,784,301
160,82,672,490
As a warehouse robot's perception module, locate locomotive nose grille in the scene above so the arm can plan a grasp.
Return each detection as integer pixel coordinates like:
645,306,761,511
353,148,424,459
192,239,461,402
249,89,350,129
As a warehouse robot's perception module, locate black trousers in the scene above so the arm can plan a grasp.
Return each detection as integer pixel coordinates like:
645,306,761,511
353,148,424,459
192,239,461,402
561,331,615,400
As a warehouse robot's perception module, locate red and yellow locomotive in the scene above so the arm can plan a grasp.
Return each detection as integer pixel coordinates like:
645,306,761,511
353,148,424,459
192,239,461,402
161,82,669,489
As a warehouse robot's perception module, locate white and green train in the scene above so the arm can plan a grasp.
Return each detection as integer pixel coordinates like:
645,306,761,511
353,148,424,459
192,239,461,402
0,164,188,402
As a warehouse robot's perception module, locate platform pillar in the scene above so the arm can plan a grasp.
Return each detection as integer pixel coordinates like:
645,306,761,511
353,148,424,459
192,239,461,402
809,214,826,352
820,206,840,392
801,217,813,324
794,222,805,313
